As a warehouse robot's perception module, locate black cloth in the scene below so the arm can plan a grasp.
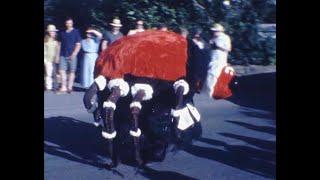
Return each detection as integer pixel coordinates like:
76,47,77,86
89,75,202,162
186,38,211,94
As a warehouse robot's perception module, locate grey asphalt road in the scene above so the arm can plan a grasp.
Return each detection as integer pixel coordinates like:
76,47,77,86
44,72,276,180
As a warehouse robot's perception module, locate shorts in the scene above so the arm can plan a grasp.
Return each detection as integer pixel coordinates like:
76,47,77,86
59,56,78,73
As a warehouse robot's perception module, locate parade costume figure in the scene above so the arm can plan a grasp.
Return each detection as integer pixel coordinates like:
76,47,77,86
83,29,235,168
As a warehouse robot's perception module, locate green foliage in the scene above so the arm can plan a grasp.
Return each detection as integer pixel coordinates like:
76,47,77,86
44,0,276,65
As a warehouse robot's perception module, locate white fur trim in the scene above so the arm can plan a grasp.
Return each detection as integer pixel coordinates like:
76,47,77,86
186,103,201,122
102,131,117,139
103,101,116,110
107,78,130,97
129,128,141,137
87,102,98,113
131,84,153,101
130,101,142,109
171,108,185,117
224,66,235,75
94,75,107,91
93,118,103,127
93,122,99,127
171,107,195,130
173,80,189,95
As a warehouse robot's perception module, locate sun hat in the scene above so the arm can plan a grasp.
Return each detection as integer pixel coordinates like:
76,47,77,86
46,24,58,32
110,18,123,27
210,23,225,32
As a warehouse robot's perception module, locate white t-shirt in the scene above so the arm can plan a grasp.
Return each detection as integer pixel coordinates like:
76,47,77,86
202,33,232,97
127,29,145,35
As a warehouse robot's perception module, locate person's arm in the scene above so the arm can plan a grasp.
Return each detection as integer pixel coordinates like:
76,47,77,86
101,40,108,51
87,29,103,39
69,30,82,60
69,43,81,60
55,42,61,63
44,44,47,63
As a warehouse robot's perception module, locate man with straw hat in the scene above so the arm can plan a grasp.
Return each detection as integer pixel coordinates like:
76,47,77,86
202,23,234,99
101,18,124,51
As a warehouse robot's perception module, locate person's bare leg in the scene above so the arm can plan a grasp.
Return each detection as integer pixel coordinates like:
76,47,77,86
59,70,67,91
67,72,75,92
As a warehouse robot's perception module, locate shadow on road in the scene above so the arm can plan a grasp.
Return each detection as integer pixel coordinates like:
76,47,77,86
139,166,198,180
183,136,275,179
73,86,87,92
44,116,196,179
218,133,275,151
225,120,276,135
227,72,276,113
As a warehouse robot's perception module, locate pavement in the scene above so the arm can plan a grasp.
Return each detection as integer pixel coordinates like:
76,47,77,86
44,71,276,180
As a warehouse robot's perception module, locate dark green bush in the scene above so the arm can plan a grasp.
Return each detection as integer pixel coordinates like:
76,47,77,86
44,0,276,65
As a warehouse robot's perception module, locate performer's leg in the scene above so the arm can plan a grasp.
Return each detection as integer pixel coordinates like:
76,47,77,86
101,78,129,167
172,80,189,140
83,75,108,127
102,86,120,167
130,90,145,165
129,83,154,165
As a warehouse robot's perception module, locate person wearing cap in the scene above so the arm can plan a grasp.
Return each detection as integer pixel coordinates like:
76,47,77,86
202,23,233,97
127,20,145,35
81,27,103,88
57,17,82,94
101,18,124,51
44,24,60,91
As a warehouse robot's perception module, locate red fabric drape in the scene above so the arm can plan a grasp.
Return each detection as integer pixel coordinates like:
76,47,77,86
212,66,235,99
95,30,187,81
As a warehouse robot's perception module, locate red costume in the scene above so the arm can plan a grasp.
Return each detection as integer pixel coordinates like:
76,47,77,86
83,30,235,167
95,30,187,81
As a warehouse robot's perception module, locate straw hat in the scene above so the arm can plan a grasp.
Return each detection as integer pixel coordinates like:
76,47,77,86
210,23,225,32
46,24,58,32
110,18,123,27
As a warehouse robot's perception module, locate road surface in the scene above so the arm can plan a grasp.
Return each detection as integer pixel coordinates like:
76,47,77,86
44,72,276,180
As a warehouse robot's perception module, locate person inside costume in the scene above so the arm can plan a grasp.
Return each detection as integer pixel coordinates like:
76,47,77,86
83,29,235,168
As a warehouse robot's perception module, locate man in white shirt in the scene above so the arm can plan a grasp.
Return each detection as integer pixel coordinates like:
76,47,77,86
202,23,233,98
